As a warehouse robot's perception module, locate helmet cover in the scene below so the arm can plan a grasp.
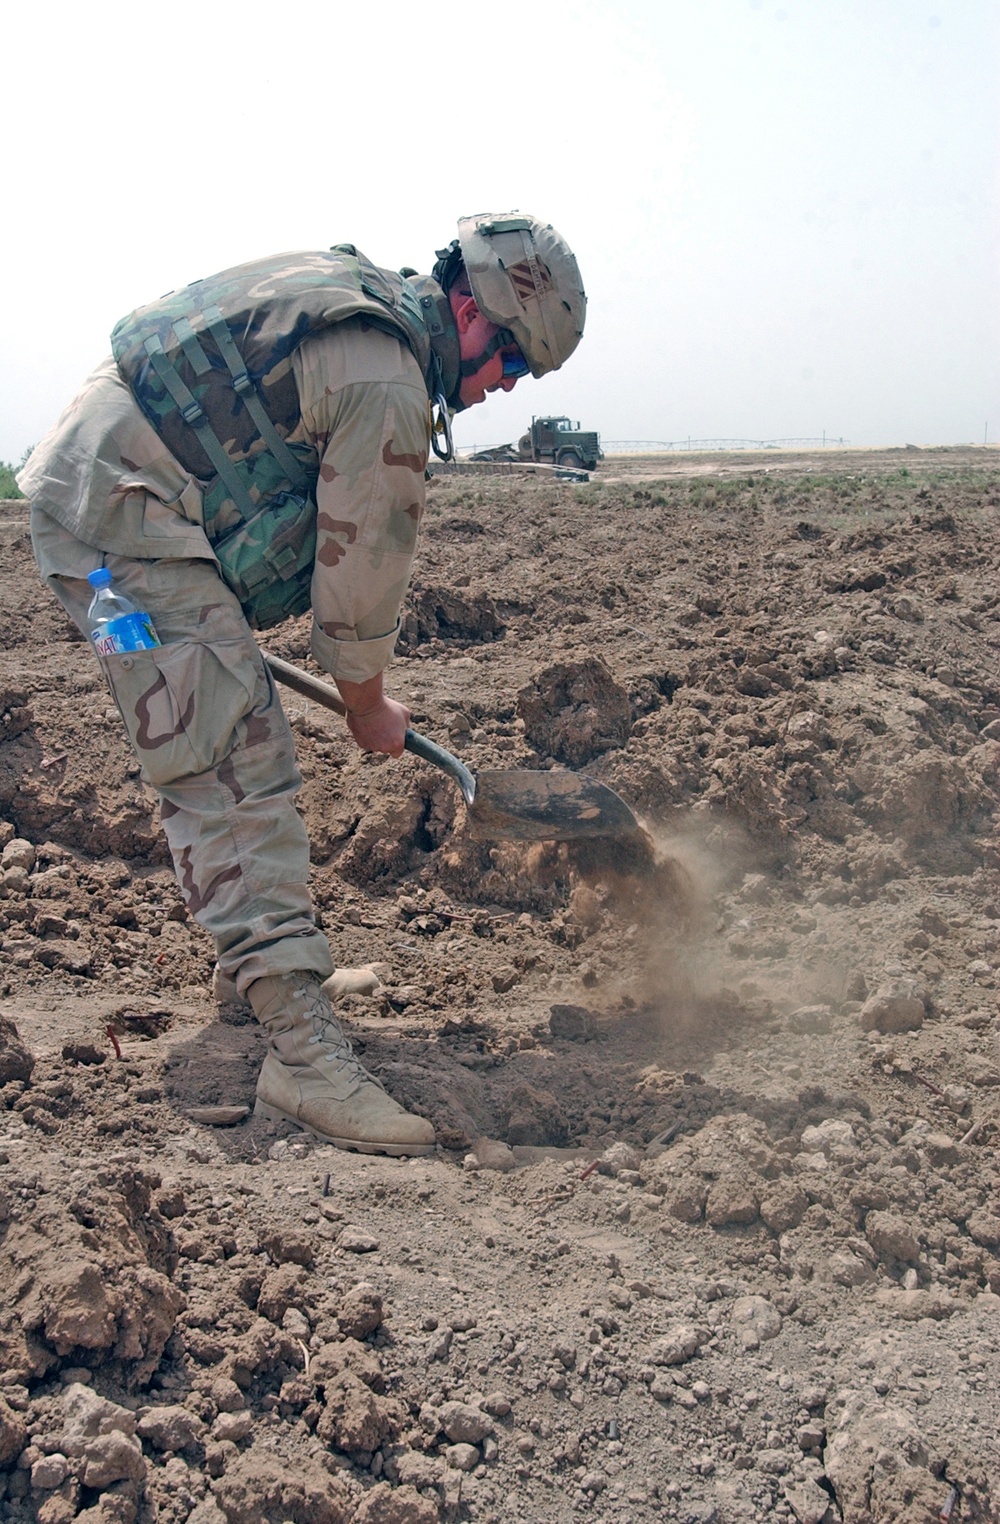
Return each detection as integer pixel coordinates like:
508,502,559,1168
455,212,586,378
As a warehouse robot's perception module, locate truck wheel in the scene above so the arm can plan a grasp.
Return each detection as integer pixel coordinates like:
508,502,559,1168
558,450,584,471
518,435,533,459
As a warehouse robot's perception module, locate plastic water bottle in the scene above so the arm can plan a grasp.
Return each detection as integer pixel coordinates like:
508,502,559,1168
86,569,161,656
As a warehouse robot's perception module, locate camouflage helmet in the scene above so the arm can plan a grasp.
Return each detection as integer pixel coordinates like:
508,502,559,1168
450,212,586,379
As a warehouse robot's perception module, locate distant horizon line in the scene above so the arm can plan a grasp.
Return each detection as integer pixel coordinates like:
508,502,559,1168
457,438,999,456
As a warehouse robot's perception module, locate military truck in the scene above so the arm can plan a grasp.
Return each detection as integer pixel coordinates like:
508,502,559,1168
518,415,602,472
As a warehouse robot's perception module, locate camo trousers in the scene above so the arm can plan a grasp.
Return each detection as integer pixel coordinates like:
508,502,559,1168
31,507,334,994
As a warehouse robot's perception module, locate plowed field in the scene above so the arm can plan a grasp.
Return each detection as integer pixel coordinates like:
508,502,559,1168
1,446,999,1524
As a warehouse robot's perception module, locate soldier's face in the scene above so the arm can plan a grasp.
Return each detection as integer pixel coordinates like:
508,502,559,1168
450,291,522,409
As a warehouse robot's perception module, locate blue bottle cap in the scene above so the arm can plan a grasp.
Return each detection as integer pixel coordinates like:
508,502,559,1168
88,568,113,589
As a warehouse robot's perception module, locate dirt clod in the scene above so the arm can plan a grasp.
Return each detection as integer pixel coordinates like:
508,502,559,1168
517,655,632,765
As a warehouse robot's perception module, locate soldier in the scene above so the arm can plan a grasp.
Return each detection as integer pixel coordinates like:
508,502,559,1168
19,214,586,1157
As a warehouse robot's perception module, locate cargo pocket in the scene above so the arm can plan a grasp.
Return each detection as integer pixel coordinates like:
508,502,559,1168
103,634,260,787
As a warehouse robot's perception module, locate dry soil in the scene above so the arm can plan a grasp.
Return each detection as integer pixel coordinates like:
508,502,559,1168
1,445,999,1524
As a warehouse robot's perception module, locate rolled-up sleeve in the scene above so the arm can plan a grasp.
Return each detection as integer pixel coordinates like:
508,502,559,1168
293,325,429,685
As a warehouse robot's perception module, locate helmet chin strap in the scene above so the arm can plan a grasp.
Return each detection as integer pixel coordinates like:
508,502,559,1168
428,242,516,418
458,327,515,378
433,329,509,445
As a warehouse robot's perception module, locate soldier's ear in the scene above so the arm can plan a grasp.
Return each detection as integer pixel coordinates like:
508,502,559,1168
448,290,482,334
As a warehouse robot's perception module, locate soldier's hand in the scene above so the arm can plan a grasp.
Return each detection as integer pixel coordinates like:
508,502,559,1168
346,696,411,757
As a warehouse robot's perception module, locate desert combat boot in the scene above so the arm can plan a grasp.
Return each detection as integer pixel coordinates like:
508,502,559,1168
248,973,435,1156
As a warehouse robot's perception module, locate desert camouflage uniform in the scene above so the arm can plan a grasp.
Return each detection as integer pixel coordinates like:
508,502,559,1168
22,319,429,991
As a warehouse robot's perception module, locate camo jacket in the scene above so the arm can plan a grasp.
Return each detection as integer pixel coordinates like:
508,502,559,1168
20,319,429,685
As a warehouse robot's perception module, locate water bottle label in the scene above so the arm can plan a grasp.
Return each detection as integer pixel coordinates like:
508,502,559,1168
92,612,161,655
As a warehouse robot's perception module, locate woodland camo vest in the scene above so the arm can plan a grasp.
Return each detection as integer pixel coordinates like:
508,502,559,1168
111,247,442,629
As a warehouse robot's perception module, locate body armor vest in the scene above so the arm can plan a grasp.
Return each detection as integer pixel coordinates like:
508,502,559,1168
111,247,452,629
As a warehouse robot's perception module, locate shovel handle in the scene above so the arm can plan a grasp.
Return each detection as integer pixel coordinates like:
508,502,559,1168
262,651,349,716
262,652,477,806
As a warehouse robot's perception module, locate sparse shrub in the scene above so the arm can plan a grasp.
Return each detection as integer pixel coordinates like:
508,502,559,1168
0,447,34,500
0,461,24,499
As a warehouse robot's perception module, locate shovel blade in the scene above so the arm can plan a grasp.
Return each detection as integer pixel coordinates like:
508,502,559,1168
260,653,643,846
467,770,643,843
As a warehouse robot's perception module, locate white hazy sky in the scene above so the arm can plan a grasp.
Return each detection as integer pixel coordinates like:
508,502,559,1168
2,0,997,463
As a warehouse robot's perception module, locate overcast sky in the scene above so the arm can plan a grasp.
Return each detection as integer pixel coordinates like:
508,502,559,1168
2,0,997,463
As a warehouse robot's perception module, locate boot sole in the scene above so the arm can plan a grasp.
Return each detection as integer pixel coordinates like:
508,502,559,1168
253,1098,435,1157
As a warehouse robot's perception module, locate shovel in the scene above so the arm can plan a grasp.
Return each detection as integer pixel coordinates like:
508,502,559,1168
262,652,644,844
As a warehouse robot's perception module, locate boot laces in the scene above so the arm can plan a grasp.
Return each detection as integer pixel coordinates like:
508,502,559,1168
295,982,385,1092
